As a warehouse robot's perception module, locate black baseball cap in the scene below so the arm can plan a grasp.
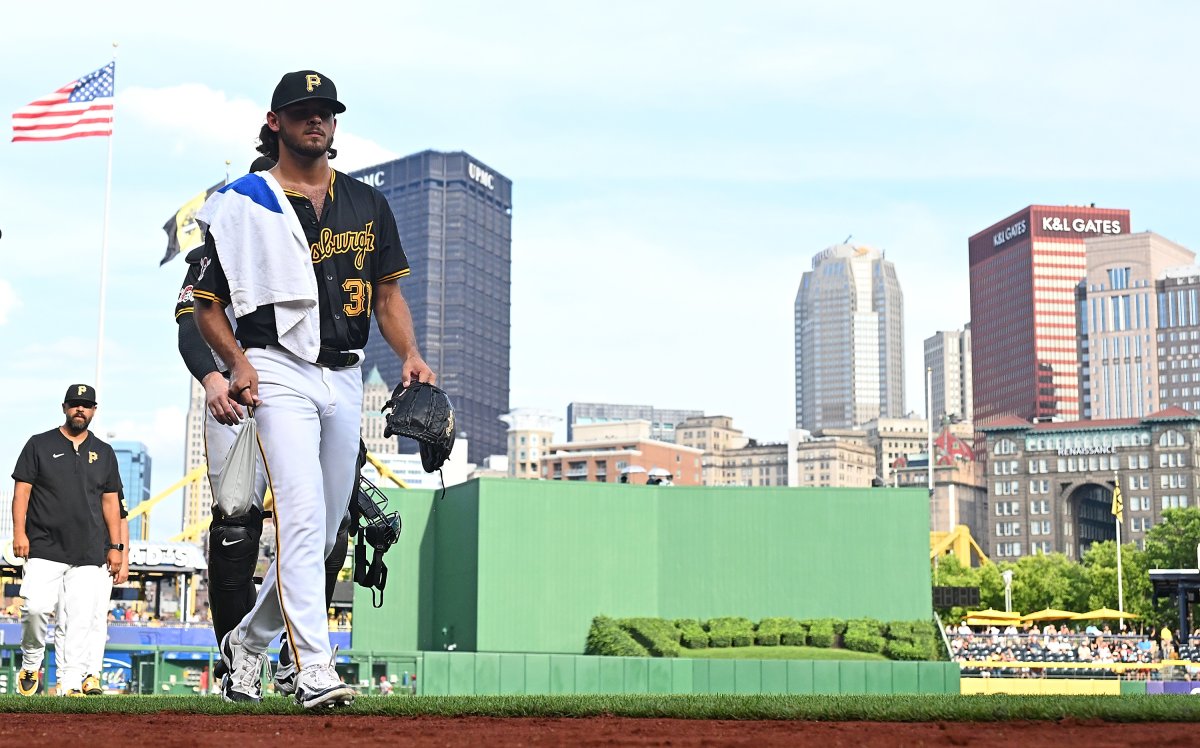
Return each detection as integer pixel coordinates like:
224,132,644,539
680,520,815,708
249,156,275,173
271,70,346,114
64,384,97,406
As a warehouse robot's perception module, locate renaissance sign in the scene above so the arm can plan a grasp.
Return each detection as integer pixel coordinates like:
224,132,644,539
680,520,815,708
1057,446,1115,457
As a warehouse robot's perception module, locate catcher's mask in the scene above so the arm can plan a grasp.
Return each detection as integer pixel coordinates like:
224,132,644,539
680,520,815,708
351,473,401,607
382,381,456,498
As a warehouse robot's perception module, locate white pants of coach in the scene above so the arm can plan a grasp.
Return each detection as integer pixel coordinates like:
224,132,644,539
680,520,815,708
56,574,114,682
234,346,361,672
20,558,110,691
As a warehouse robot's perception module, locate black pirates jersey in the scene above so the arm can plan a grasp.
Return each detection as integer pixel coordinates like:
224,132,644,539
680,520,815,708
174,246,207,321
192,171,410,352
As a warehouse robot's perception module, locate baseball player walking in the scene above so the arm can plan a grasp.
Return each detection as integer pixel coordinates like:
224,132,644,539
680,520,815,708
194,70,434,708
11,385,124,696
174,170,353,694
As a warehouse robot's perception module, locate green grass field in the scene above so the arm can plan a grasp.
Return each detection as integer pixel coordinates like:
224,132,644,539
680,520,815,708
679,646,888,661
0,694,1197,721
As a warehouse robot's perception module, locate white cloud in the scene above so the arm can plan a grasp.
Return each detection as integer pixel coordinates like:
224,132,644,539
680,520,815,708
331,132,398,173
0,278,19,324
105,405,186,460
119,84,398,172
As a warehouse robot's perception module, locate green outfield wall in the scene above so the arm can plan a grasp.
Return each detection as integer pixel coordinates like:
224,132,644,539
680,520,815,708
354,480,931,654
417,652,960,696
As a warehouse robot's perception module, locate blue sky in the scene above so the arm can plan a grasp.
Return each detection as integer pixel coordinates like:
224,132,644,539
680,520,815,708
2,2,1198,538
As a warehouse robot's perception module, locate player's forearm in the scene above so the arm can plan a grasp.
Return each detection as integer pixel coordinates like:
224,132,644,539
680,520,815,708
11,482,30,537
195,300,248,370
375,282,422,362
101,492,122,544
178,312,221,382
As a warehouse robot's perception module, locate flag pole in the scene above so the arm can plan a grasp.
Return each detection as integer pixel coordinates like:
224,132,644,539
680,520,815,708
94,41,119,395
1114,470,1125,630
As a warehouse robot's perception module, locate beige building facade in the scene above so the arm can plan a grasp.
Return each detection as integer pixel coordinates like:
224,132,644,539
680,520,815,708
865,417,929,485
1079,232,1194,420
500,408,560,479
787,429,876,488
675,415,750,485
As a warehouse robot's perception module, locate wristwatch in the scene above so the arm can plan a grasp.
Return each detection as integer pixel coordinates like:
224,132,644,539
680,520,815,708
106,543,125,551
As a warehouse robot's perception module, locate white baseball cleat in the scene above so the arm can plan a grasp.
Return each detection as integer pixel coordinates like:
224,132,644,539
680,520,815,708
220,631,265,703
294,656,355,709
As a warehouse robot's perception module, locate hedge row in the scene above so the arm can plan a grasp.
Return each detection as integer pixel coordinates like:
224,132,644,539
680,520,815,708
706,617,755,647
584,616,648,657
842,619,887,654
756,617,808,647
675,619,708,649
885,620,941,661
586,616,939,660
622,617,683,657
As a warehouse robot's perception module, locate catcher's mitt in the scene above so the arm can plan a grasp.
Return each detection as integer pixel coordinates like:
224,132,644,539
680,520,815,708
382,381,455,472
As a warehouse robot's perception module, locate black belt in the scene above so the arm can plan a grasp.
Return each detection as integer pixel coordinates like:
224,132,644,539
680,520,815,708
316,347,361,369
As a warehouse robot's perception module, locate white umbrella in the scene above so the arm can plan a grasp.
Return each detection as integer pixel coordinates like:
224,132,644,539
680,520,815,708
647,467,672,477
620,465,647,474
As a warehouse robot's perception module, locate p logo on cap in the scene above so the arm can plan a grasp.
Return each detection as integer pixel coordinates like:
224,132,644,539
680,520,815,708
306,74,321,92
64,383,97,406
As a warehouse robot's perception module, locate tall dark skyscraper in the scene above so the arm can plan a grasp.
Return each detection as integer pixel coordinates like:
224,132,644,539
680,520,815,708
350,151,512,464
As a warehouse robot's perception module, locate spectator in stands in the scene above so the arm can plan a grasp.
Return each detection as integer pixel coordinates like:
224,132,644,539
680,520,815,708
1085,622,1101,637
379,675,393,695
1077,640,1093,661
957,620,971,636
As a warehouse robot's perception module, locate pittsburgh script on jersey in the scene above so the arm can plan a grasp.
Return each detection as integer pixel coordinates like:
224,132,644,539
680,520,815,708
311,222,376,270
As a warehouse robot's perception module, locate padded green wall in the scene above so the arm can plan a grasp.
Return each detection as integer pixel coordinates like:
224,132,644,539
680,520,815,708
354,480,931,654
419,652,960,695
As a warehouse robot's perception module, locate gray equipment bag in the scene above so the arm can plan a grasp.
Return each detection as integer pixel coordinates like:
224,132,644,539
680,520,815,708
214,414,259,517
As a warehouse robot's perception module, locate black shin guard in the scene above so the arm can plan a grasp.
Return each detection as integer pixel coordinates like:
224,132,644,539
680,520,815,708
208,507,264,645
325,514,351,608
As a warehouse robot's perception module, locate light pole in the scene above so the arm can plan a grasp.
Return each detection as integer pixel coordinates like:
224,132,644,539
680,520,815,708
1002,569,1014,613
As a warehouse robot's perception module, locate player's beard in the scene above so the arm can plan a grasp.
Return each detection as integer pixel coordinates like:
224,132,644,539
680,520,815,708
63,411,93,435
280,127,334,159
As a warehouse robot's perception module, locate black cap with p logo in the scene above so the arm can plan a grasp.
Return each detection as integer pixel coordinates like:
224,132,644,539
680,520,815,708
64,384,97,406
271,70,346,114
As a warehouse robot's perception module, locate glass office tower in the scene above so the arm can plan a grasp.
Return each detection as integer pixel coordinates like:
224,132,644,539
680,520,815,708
350,151,512,464
112,440,152,540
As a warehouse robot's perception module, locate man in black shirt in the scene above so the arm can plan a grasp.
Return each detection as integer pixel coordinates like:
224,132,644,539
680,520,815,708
11,384,124,696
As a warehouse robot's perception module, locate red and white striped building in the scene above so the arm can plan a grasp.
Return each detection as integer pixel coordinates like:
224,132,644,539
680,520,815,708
969,205,1131,429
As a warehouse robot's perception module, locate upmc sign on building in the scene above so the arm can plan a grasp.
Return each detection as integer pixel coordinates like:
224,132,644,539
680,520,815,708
968,205,1131,428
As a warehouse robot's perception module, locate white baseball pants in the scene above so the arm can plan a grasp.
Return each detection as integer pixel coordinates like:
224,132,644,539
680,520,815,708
234,346,361,671
20,558,110,691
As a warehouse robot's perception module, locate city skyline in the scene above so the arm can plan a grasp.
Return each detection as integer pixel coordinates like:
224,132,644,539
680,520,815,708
1,3,1198,539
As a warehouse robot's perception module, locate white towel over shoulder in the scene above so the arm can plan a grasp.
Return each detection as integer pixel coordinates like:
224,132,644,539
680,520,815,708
196,171,321,363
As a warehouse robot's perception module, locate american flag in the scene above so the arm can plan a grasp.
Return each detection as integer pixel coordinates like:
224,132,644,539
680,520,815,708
12,62,115,142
